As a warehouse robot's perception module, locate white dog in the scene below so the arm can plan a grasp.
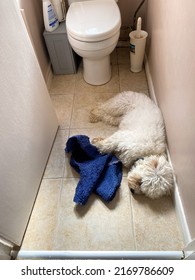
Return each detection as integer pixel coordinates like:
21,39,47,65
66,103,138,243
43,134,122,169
89,91,174,199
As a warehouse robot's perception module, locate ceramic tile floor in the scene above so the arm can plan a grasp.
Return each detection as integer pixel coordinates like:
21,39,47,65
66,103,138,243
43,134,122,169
20,47,184,252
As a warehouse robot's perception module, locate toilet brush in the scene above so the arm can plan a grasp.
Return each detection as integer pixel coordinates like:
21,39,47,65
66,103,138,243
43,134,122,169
136,17,142,39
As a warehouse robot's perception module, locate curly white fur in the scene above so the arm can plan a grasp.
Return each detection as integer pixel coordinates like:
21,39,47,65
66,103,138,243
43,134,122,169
89,91,174,199
127,155,174,199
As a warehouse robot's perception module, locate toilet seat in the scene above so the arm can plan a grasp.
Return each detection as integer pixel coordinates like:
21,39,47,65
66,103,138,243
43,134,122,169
66,0,121,42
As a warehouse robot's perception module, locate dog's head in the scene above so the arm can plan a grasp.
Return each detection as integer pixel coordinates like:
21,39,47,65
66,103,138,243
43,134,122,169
127,155,174,199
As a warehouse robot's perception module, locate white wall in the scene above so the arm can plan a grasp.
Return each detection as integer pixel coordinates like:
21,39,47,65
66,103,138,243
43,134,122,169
146,0,195,248
0,1,58,245
17,0,52,84
118,0,147,26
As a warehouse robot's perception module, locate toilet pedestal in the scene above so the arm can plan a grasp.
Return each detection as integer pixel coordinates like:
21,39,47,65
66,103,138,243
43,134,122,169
83,56,111,85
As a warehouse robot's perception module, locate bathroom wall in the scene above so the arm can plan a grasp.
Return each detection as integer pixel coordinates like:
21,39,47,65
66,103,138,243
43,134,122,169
0,1,58,245
145,0,195,249
118,0,147,39
17,0,51,84
118,0,147,26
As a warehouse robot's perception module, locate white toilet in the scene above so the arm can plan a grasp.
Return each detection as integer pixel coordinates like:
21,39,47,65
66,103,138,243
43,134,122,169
66,0,121,85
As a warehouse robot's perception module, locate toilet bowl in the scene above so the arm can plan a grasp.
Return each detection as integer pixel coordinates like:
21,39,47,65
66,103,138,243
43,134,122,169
66,0,121,85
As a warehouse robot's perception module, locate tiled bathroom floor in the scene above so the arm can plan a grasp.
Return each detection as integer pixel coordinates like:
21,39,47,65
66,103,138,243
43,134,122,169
20,48,184,252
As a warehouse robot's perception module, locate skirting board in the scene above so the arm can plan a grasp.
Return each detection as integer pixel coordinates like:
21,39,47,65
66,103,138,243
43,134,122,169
0,237,13,260
16,250,184,260
144,55,195,251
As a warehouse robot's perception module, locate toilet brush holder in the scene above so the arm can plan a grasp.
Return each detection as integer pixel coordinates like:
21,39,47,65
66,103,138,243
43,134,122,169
129,30,148,72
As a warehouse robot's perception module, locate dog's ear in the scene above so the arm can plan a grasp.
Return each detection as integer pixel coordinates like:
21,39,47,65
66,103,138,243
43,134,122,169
128,173,141,186
127,173,142,194
151,158,158,168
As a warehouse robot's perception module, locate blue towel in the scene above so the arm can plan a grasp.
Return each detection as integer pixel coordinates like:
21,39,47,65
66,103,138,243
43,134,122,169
65,135,122,205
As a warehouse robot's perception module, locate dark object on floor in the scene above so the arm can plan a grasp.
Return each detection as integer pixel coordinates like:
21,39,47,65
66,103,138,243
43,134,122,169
65,135,122,205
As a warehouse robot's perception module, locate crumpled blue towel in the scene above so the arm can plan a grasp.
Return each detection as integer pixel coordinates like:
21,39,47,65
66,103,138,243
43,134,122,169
65,135,122,205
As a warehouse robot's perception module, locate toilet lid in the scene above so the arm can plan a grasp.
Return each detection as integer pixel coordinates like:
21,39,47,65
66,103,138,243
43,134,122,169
66,0,121,41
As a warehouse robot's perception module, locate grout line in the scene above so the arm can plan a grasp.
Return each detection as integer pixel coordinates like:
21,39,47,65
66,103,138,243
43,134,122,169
68,74,77,132
129,194,137,250
51,178,64,250
62,135,69,179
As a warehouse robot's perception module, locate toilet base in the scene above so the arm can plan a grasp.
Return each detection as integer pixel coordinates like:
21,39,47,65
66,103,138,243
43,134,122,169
83,56,111,85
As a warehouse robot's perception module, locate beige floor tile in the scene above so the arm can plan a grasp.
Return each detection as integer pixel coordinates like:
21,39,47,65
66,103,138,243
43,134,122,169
53,177,135,251
75,64,120,94
69,126,118,140
131,195,184,250
51,94,74,128
64,155,80,179
119,64,149,94
70,91,118,129
117,47,130,65
44,129,69,179
49,74,76,95
21,179,62,250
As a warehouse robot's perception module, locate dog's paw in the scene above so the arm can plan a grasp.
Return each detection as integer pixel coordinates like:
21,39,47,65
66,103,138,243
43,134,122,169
89,109,100,123
91,137,104,144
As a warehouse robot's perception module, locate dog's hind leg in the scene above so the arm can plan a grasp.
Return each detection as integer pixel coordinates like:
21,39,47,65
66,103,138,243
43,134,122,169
100,92,135,116
89,92,135,125
89,107,122,126
89,98,126,126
